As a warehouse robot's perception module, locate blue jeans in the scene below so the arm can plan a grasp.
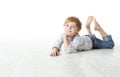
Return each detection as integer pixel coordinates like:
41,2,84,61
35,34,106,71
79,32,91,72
86,34,115,49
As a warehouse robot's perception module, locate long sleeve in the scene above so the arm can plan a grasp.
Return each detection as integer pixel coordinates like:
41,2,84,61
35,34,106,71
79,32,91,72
52,34,63,51
66,34,93,53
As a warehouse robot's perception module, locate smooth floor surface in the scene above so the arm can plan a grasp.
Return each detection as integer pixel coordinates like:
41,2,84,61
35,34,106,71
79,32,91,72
0,38,120,77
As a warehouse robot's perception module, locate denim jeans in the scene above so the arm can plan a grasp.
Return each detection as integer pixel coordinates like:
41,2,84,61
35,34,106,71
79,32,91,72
86,34,115,49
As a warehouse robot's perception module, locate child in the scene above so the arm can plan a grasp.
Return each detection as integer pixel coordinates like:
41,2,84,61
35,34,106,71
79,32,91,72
49,16,114,56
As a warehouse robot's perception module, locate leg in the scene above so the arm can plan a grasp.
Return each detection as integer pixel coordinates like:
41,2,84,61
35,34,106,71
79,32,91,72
91,17,114,48
93,17,108,37
85,16,93,34
87,34,114,49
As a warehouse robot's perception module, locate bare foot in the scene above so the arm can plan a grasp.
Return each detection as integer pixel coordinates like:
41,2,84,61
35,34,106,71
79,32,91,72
85,16,93,29
85,16,93,34
93,17,101,31
93,17,108,37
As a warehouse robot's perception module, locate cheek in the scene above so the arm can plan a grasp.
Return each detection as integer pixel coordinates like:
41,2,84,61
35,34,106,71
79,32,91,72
72,28,77,32
73,29,79,34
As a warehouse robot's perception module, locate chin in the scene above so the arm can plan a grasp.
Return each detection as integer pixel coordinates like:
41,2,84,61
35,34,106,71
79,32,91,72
65,33,74,37
66,34,73,37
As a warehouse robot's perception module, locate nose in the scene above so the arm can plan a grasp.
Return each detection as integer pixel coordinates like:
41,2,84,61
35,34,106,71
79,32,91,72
68,26,72,30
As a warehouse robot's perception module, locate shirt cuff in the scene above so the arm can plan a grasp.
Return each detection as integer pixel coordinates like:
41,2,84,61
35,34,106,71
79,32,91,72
52,47,60,52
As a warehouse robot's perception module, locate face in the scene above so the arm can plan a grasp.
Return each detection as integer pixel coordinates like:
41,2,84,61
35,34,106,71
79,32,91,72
64,22,80,37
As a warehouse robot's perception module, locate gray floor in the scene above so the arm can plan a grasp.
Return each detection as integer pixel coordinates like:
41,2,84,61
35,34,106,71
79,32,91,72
0,38,120,77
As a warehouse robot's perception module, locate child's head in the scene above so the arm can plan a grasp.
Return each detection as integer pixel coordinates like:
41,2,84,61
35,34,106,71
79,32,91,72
64,16,82,37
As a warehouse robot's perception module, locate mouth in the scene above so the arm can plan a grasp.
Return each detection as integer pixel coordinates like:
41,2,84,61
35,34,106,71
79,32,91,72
65,30,72,34
68,31,72,32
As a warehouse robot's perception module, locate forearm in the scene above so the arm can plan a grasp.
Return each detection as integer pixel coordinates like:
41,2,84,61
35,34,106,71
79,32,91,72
63,38,68,51
63,35,69,51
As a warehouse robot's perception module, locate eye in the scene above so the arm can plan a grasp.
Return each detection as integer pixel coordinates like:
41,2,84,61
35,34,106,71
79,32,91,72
66,25,69,27
72,26,75,28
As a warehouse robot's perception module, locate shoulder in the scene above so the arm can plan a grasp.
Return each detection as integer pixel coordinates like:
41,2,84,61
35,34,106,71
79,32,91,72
73,33,85,40
72,34,85,43
74,33,80,38
56,33,64,41
56,33,64,38
59,33,64,38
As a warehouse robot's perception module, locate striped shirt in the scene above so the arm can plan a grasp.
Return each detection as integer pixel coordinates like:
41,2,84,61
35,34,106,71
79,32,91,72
52,33,93,53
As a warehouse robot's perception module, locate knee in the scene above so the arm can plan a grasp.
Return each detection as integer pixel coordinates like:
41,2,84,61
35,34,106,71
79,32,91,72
108,41,115,49
102,41,115,49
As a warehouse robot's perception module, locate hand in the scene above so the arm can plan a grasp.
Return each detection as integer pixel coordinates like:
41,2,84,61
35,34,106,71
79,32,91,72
49,48,59,56
63,34,69,40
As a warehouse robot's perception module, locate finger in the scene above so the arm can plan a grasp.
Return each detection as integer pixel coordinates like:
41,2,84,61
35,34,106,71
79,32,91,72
55,51,58,56
54,52,57,56
51,52,54,56
56,51,59,56
52,52,55,56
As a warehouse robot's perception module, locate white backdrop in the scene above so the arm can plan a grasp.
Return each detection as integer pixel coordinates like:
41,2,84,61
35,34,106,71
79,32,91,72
0,0,120,40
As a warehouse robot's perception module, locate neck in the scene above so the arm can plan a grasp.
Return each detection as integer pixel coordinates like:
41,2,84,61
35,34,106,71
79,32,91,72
68,33,78,39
